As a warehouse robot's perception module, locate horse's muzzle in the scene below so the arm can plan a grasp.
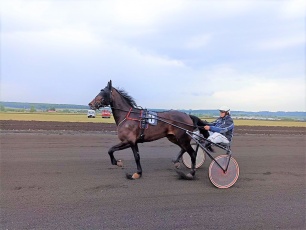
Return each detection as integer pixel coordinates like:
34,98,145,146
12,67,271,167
88,102,96,110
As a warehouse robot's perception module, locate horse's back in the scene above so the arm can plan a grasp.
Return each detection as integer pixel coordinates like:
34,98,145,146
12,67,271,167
158,110,194,131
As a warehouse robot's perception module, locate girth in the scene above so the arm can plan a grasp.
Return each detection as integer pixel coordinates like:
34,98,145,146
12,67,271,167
125,108,149,141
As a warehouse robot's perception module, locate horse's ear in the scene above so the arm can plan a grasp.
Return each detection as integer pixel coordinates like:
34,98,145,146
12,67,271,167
108,80,112,90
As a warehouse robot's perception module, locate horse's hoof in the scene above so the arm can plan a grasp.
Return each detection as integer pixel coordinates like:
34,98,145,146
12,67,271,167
126,173,141,180
117,160,123,167
126,173,134,180
175,169,194,180
173,162,181,169
132,173,141,179
185,173,194,180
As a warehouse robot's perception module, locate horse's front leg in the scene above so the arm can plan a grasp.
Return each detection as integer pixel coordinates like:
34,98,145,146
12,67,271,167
108,142,131,167
126,144,142,180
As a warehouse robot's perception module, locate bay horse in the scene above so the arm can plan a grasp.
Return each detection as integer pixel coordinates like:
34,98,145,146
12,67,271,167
88,80,209,180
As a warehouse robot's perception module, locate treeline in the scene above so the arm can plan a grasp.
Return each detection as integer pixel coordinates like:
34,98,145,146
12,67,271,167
183,109,305,119
150,109,306,121
1,101,305,121
153,108,305,119
0,101,88,111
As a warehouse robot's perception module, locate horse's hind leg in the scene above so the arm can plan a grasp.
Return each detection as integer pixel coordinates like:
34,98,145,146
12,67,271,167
172,148,185,168
186,146,196,177
126,144,142,180
167,135,185,168
108,142,131,166
176,143,197,180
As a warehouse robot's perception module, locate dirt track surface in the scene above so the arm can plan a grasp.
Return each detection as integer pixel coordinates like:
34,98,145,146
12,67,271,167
1,120,305,135
1,121,306,229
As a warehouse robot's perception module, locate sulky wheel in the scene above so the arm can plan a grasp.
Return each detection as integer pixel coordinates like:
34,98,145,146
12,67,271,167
182,143,205,169
208,155,239,189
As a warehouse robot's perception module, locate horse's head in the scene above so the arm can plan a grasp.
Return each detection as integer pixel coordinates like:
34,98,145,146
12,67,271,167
88,80,112,110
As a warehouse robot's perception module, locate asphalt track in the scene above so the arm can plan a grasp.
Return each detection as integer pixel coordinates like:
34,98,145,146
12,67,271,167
1,125,305,229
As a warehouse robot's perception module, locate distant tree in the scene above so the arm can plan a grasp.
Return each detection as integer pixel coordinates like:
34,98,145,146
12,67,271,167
0,105,5,111
30,106,36,112
49,107,56,111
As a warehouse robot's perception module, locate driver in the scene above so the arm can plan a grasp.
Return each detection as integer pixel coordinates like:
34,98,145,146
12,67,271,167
203,106,234,148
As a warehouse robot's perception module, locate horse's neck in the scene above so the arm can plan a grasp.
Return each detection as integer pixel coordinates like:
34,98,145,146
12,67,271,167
110,89,133,125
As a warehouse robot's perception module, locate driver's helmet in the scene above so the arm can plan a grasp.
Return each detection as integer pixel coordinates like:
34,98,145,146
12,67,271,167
219,106,230,113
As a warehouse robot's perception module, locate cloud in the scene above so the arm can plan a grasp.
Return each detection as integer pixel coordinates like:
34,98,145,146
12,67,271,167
185,34,212,49
257,35,305,50
279,0,306,19
112,0,183,27
1,0,305,111
213,78,305,112
3,27,99,49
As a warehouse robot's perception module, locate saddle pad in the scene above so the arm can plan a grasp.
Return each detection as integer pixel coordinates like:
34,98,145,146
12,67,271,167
147,111,157,125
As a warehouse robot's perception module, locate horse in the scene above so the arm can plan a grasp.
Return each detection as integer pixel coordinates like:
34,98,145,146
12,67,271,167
88,80,209,180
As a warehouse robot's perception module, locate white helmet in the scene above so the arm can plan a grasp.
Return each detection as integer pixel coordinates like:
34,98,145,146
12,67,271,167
219,106,230,113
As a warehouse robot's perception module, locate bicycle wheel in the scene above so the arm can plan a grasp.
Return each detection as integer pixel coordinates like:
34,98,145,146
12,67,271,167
182,143,205,169
208,155,239,188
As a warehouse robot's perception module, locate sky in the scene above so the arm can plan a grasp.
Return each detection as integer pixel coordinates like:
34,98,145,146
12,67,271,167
1,0,305,112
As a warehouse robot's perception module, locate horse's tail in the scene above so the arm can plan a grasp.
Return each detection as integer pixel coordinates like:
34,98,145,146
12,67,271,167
189,115,209,127
189,115,210,138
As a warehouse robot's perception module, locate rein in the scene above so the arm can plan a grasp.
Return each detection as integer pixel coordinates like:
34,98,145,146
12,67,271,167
109,106,196,129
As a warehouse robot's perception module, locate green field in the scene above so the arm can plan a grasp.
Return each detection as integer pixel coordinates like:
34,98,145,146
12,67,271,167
0,112,115,123
1,112,305,127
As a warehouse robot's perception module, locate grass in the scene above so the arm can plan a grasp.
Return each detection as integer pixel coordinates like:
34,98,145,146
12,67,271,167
0,112,305,127
0,112,115,123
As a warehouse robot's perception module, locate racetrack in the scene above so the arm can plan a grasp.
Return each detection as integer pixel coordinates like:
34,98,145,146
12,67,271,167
1,121,305,229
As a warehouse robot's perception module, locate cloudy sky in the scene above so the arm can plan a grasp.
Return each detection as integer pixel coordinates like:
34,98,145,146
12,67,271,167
1,0,305,112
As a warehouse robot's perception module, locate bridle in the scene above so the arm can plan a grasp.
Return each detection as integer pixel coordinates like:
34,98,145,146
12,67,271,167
94,88,113,109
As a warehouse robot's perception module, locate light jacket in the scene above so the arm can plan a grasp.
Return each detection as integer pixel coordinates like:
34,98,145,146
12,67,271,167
208,115,234,141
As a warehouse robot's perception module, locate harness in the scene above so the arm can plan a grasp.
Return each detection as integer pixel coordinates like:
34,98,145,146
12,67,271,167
124,108,158,141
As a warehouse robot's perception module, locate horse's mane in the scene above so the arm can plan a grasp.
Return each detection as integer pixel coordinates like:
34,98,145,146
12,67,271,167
116,88,137,108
